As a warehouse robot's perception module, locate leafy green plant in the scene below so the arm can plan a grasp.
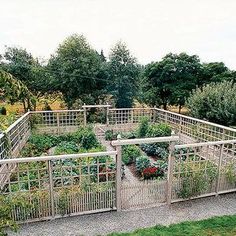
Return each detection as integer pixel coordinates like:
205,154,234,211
146,123,171,138
0,107,7,115
187,81,236,126
178,161,217,199
72,126,99,150
0,193,34,236
135,156,150,173
141,145,169,159
137,117,149,138
0,195,18,236
122,145,141,165
105,130,115,141
0,113,17,131
225,163,236,185
54,141,79,155
140,123,171,157
154,160,168,172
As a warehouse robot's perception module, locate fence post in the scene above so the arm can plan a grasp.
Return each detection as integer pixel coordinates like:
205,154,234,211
115,140,122,211
48,160,55,218
179,116,183,136
106,105,109,126
56,113,60,135
215,144,224,195
165,112,168,123
167,132,175,205
153,107,156,123
131,109,134,123
83,104,87,126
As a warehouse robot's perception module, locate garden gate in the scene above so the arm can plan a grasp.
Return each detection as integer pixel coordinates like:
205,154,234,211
112,135,179,210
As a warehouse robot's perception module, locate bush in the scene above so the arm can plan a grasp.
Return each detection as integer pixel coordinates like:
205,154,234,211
21,126,99,157
178,161,217,199
0,107,7,115
146,123,171,138
137,117,149,137
141,145,169,159
71,126,99,150
122,145,141,165
105,130,116,141
187,81,236,126
0,195,18,236
29,134,57,152
154,160,168,171
54,141,79,155
140,123,171,156
135,156,150,173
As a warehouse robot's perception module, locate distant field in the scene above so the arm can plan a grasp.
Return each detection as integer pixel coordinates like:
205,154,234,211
0,100,189,115
0,99,65,114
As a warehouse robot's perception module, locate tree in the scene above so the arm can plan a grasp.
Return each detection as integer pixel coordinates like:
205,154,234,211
143,53,202,112
107,41,140,108
1,47,48,97
187,81,236,126
197,62,236,86
48,34,107,108
0,70,36,111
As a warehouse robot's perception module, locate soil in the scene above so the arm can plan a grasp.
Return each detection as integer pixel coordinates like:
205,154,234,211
127,163,141,179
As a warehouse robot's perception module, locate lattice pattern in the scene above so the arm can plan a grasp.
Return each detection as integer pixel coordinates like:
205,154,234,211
171,142,236,201
154,108,236,143
6,113,31,157
0,153,116,221
109,108,155,125
0,134,8,161
31,110,84,134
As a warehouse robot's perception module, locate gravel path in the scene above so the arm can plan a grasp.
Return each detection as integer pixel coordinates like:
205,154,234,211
95,127,140,184
9,193,236,236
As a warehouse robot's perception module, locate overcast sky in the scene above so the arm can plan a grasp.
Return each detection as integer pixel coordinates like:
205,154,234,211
1,0,236,69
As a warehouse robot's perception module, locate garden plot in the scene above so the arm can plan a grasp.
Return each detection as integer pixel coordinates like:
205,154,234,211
103,119,172,182
1,126,117,222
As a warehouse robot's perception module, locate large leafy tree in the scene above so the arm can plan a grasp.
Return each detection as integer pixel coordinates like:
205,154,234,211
143,53,202,112
0,70,36,111
48,34,107,108
1,47,48,97
200,62,236,84
107,42,140,108
187,81,236,126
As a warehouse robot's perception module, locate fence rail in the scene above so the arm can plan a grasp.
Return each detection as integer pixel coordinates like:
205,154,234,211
0,151,117,222
170,140,236,203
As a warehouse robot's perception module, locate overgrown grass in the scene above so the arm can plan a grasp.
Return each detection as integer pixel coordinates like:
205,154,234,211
108,215,236,236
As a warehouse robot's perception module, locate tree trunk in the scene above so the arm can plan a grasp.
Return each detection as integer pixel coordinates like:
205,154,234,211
22,100,27,112
178,105,182,114
163,103,167,110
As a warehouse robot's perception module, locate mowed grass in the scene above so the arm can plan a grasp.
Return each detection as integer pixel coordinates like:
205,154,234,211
108,215,236,236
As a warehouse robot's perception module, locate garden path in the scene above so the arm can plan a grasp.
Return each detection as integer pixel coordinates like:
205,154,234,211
9,193,236,236
95,126,140,184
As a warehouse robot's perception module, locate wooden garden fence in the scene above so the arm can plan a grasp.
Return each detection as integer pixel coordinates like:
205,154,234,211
1,105,236,222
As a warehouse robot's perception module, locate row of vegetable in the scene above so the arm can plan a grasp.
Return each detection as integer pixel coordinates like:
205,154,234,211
105,118,172,180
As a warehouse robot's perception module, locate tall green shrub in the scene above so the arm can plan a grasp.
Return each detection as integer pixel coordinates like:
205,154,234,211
137,117,149,138
187,81,236,126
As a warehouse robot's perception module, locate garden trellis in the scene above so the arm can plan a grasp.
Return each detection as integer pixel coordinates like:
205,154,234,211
0,105,236,222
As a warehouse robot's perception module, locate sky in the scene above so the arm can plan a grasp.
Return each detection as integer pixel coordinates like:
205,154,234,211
0,0,236,69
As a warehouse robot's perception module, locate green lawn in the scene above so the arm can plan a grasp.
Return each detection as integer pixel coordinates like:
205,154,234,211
108,215,236,236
